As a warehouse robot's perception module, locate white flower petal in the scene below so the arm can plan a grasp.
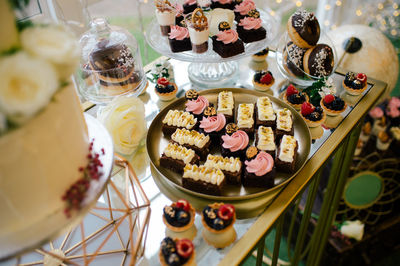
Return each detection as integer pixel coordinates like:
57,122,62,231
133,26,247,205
21,25,80,79
97,96,146,155
0,52,58,124
340,220,364,241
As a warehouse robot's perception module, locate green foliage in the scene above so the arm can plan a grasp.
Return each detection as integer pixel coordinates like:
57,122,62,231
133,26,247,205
8,0,30,10
303,77,326,106
16,19,33,32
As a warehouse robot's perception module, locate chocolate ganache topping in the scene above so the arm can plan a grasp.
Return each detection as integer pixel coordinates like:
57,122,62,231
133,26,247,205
285,41,307,77
306,44,334,77
291,10,320,46
89,39,135,79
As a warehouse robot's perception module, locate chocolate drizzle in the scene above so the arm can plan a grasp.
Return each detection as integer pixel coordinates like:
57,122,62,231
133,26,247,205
291,10,320,46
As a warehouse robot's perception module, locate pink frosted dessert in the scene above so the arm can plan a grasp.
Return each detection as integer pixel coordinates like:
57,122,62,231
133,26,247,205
211,0,234,10
243,150,276,187
174,3,184,25
234,0,256,22
199,113,226,144
185,95,210,118
237,10,266,43
221,130,249,159
212,21,244,58
183,0,198,14
168,25,192,53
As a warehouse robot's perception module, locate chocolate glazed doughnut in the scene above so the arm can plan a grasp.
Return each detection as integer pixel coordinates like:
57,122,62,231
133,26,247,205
89,39,135,83
283,41,307,78
287,10,320,49
303,44,334,78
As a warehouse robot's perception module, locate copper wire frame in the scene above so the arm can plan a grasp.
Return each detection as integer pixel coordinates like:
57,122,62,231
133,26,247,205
17,154,151,266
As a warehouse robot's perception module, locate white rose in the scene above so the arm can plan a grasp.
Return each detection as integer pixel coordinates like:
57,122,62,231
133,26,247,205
0,52,58,124
98,96,147,155
21,25,80,80
340,220,364,241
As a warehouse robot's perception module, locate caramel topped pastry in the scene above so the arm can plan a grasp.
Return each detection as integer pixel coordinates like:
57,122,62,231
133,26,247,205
247,9,260,18
203,106,217,117
185,89,199,100
218,21,231,31
225,123,238,135
246,146,259,160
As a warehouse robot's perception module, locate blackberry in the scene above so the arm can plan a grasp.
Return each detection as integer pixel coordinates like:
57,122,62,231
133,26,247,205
212,217,225,230
161,237,176,258
352,79,363,90
175,210,190,226
344,72,355,86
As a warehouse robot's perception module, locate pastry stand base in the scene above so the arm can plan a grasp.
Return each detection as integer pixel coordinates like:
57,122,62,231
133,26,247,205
15,155,151,266
188,61,238,88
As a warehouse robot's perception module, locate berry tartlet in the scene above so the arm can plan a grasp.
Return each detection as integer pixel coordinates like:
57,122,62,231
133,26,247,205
283,84,309,110
252,47,269,62
155,77,178,101
300,102,326,127
163,199,197,240
202,203,236,248
343,72,368,96
252,70,275,91
159,237,196,266
320,94,347,116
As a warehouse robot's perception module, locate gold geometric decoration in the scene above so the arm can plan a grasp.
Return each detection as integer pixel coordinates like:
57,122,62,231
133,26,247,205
16,154,151,265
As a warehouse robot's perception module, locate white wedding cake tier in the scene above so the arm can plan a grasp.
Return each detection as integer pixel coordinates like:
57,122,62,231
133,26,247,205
0,84,89,237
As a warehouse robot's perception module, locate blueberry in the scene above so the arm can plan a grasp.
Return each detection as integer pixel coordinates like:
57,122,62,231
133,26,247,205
203,206,217,227
212,217,225,230
352,79,363,90
167,253,181,266
309,112,322,121
331,98,344,110
161,237,176,258
163,206,176,225
176,210,190,226
344,72,356,86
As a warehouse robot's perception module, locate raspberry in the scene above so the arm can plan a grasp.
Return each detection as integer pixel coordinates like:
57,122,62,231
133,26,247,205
217,204,235,220
260,73,272,84
286,84,299,96
157,77,169,86
176,199,190,212
301,102,315,116
356,73,367,83
176,239,194,259
324,94,335,104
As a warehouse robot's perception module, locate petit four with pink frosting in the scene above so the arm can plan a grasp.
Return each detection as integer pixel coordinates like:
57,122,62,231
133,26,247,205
237,10,266,43
243,150,276,188
211,21,244,58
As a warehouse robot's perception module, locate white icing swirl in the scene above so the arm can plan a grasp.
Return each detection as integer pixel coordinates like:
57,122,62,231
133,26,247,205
257,97,275,121
204,154,241,173
276,108,292,132
183,164,225,185
162,110,197,129
217,91,234,116
257,126,276,151
163,143,195,164
171,128,210,148
237,103,254,128
278,135,297,163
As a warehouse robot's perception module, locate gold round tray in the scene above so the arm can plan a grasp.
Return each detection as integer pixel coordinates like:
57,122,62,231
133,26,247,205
147,88,311,211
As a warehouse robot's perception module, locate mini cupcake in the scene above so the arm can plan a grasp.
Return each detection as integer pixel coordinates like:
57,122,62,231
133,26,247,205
376,131,391,152
252,70,274,91
211,21,244,58
199,113,226,144
320,94,347,116
155,77,178,101
252,48,269,62
221,130,249,159
185,95,210,120
237,10,266,43
283,84,308,110
243,151,276,188
183,0,198,14
211,0,235,10
343,72,368,96
163,199,197,241
168,25,192,53
202,203,236,248
159,237,196,266
301,102,326,128
234,0,256,22
359,121,371,142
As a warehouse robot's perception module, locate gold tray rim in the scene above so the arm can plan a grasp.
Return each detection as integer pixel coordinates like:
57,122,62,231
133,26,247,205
146,88,311,201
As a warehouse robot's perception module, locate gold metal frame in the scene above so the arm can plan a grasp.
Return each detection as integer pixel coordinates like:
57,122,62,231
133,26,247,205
17,155,151,266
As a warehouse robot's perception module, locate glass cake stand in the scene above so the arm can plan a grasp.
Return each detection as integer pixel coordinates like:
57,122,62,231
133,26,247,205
275,31,338,88
0,114,114,261
145,10,278,87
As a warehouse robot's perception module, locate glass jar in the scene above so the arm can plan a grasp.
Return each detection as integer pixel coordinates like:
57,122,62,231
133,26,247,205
77,17,146,103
